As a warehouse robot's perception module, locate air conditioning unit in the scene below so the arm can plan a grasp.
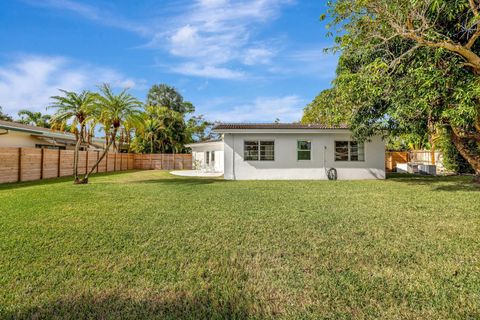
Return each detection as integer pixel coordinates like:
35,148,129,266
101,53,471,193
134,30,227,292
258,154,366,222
407,162,419,174
418,164,437,176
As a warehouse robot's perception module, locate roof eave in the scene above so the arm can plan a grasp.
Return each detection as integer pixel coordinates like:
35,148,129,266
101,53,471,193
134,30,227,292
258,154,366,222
185,140,223,147
0,123,104,143
214,128,352,134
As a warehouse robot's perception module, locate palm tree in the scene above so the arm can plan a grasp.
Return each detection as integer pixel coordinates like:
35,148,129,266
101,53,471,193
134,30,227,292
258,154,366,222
142,118,162,154
17,110,52,128
49,90,97,184
82,84,142,183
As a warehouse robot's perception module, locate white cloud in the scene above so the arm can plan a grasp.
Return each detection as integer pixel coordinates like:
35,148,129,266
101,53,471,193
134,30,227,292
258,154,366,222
204,95,305,122
173,63,245,79
23,0,297,79
161,0,293,76
21,0,148,35
0,55,141,115
243,48,275,65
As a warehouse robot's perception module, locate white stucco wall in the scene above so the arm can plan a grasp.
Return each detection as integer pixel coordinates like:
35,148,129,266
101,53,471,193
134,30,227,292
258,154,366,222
223,132,385,180
188,141,224,172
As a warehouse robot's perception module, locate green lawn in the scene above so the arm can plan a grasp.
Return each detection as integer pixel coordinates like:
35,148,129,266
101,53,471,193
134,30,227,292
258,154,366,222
0,171,479,319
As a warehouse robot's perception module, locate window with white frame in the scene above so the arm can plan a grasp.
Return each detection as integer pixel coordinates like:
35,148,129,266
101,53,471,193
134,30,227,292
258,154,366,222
244,140,274,161
297,140,311,160
206,151,210,164
211,151,215,162
335,141,365,161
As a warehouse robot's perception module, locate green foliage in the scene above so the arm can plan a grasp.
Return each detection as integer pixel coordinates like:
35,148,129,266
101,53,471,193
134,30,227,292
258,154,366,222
147,84,195,114
301,89,351,125
49,89,98,135
133,85,214,154
186,115,218,142
304,0,480,173
17,109,51,128
0,106,13,121
95,84,143,131
437,128,475,174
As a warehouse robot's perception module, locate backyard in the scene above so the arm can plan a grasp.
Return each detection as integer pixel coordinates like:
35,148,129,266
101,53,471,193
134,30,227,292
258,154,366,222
0,171,479,319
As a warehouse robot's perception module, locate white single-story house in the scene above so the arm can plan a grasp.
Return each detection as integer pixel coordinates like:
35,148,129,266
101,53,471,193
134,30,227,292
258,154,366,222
0,119,105,150
186,123,386,180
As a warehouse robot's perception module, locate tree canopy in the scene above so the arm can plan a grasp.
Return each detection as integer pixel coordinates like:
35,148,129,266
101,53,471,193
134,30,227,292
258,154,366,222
132,84,215,154
18,110,52,128
0,106,13,122
302,0,480,178
146,84,195,114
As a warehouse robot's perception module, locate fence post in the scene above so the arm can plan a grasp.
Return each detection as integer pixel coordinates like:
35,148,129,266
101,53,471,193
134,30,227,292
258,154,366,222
120,153,123,171
57,149,61,177
96,151,99,173
18,148,22,182
114,153,117,171
105,152,108,172
40,148,45,180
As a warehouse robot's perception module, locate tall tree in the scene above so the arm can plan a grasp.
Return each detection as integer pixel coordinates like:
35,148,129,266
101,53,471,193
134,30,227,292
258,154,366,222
146,84,195,114
82,84,142,183
134,84,209,154
307,0,480,181
0,106,13,121
186,115,218,142
17,110,51,128
302,89,352,126
49,90,97,184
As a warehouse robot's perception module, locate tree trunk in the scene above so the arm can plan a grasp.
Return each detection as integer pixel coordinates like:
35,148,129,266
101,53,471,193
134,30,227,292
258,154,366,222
80,128,117,184
73,123,85,184
430,145,436,165
451,129,480,182
73,138,81,183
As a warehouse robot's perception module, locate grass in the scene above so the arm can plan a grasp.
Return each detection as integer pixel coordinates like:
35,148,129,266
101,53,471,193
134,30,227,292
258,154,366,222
0,171,479,319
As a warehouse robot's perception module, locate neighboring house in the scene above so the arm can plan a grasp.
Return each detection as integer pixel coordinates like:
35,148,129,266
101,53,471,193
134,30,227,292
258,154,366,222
192,123,385,180
185,139,224,172
0,120,104,150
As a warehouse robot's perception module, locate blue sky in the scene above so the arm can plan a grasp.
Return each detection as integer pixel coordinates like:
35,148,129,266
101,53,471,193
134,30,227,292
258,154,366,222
0,0,338,123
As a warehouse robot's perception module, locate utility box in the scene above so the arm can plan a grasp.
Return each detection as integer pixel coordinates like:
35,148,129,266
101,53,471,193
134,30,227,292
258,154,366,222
418,164,437,175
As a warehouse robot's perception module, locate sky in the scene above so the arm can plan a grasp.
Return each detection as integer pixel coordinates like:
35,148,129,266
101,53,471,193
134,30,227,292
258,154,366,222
0,0,338,123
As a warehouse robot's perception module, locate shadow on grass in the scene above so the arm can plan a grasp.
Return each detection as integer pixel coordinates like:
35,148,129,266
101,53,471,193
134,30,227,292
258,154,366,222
3,291,261,320
387,173,480,192
0,170,139,191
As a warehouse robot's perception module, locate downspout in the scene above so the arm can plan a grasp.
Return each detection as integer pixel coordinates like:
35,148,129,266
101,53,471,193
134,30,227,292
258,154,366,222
231,134,236,180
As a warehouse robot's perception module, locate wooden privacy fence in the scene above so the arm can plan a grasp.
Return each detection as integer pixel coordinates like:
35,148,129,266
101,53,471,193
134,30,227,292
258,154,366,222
0,147,192,184
385,151,409,172
134,154,192,170
385,150,445,173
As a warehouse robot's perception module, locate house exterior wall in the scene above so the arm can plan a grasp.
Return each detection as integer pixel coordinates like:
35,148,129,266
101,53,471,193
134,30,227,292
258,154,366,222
0,130,106,150
189,142,224,172
223,132,385,180
0,131,68,148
